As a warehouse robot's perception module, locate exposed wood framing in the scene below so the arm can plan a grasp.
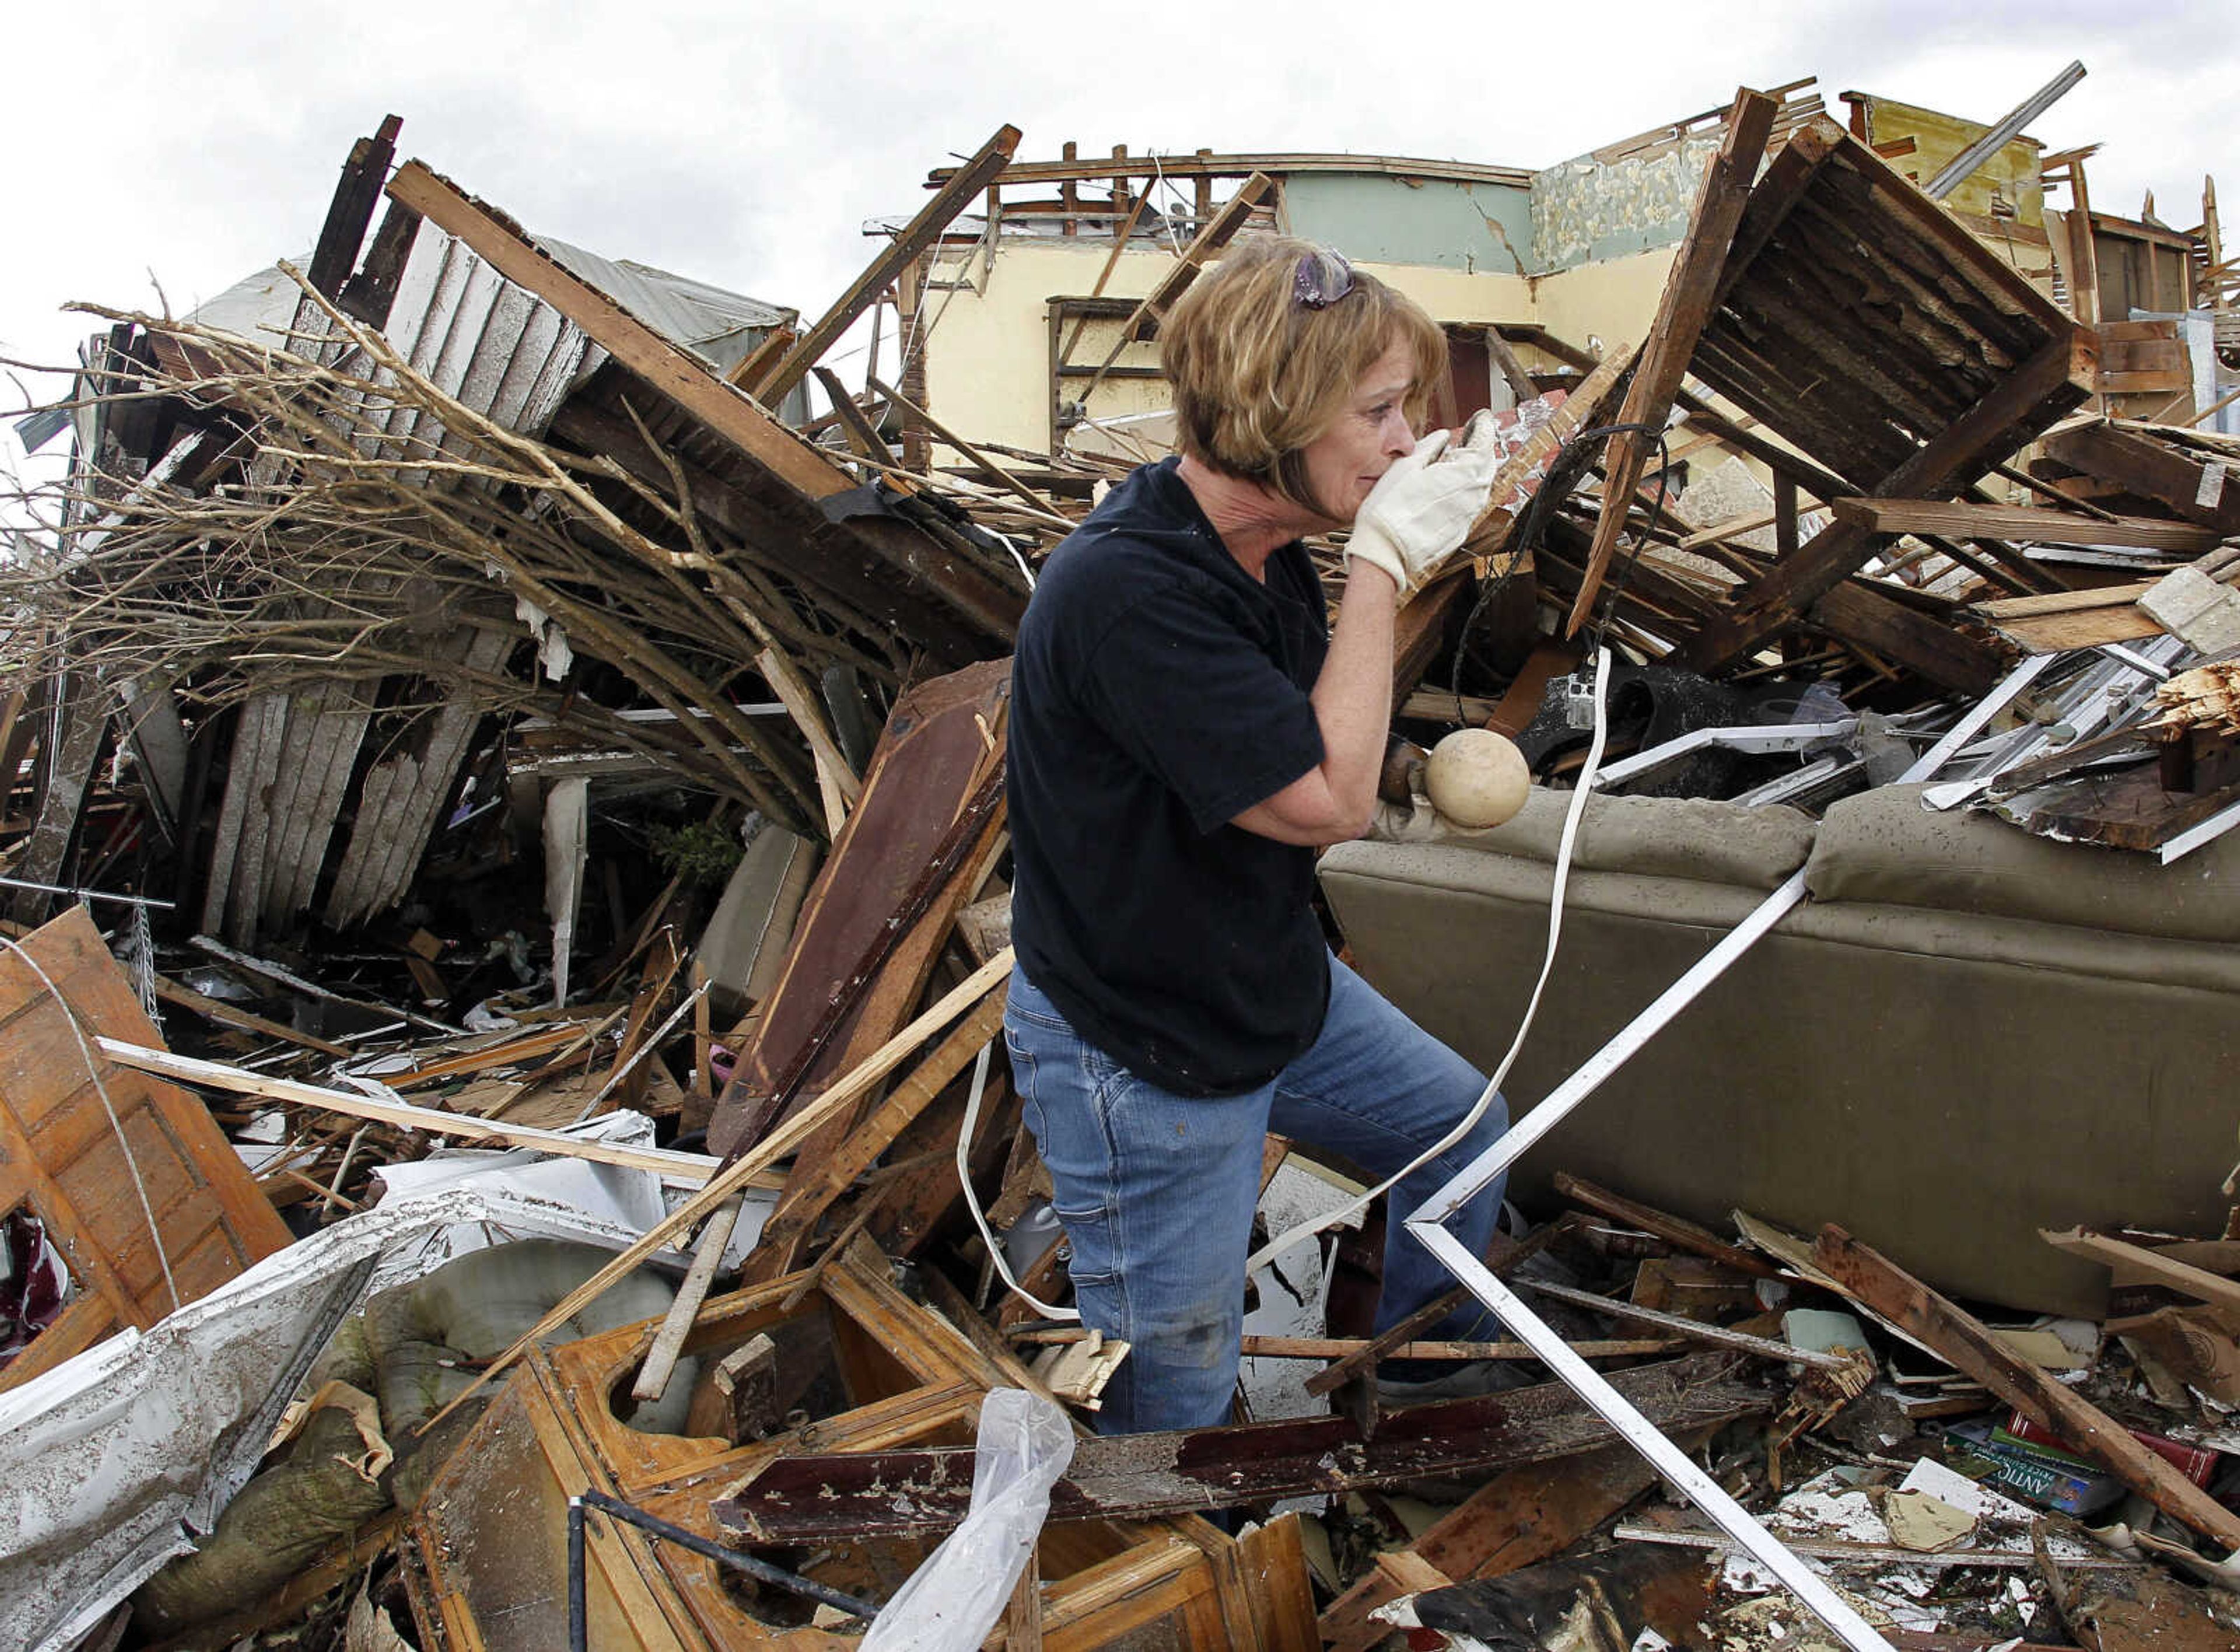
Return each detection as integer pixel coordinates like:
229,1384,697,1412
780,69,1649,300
1073,172,1276,415
751,125,1021,405
1570,89,1779,635
1829,497,2223,552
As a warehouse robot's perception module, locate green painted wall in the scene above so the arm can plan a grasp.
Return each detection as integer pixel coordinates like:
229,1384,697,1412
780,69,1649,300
1282,173,1534,276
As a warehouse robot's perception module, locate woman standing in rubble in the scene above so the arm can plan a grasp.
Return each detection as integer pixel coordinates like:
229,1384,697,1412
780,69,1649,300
1003,238,1514,1433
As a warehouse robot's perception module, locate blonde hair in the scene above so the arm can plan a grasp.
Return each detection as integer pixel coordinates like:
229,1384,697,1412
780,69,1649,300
1159,237,1448,517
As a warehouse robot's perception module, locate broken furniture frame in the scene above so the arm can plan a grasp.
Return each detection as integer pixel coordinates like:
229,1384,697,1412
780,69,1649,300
1399,652,2056,1652
1665,116,2096,689
410,1233,1309,1650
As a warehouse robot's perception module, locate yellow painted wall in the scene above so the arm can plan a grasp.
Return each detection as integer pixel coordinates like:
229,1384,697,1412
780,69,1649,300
919,242,1534,455
1529,246,1677,359
1850,94,2044,228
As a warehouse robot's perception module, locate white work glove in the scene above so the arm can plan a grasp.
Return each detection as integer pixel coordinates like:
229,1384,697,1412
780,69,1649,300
1343,412,1503,601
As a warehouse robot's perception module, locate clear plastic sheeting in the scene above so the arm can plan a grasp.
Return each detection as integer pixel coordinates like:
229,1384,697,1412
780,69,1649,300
861,1388,1075,1652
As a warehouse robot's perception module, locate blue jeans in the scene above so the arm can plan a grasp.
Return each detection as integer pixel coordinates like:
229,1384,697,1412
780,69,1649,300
1002,956,1506,1433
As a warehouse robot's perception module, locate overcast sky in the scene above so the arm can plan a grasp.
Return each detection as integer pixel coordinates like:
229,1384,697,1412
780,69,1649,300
4,0,2231,467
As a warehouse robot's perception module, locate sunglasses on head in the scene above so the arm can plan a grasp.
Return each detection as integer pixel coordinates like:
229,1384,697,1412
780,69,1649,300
1293,248,1356,309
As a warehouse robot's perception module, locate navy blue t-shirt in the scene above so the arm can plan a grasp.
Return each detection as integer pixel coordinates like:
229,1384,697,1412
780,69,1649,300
1007,457,1332,1096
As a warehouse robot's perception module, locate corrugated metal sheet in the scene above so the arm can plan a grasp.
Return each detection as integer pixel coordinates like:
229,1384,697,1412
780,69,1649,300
537,237,793,378
192,223,796,944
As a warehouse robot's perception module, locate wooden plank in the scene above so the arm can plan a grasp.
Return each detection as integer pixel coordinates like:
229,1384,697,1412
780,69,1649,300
810,366,892,464
1552,1173,1782,1278
2041,422,2240,533
1074,172,1276,410
1007,1331,1684,1361
1569,89,1779,636
386,160,863,503
1237,1514,1319,1652
2041,1227,2240,1318
1483,328,1542,405
1830,497,2220,552
752,126,1020,404
1974,580,2160,618
742,982,1010,1284
1318,1438,1684,1652
1803,580,2006,696
707,659,1009,1158
307,116,403,297
416,947,1016,1434
754,645,862,836
1976,604,2163,653
148,971,350,1056
92,1038,780,1188
628,1192,744,1404
1812,1224,2240,1552
11,679,110,926
714,1353,1766,1541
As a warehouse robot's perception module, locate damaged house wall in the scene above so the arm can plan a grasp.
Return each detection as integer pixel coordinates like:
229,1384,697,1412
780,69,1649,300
1530,128,1734,274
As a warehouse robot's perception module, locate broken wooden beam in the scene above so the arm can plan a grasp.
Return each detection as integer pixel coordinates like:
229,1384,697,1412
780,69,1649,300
2041,421,2240,533
750,125,1020,405
741,982,1010,1284
713,1353,1766,1541
92,1038,772,1189
1318,1436,1690,1652
2040,1227,2240,1320
1552,1172,1784,1279
1829,498,2222,552
1569,88,1779,635
307,115,404,299
1811,1224,2240,1553
1009,1329,1682,1362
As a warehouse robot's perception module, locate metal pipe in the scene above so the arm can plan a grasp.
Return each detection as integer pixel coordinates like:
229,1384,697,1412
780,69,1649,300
578,1489,879,1619
1923,61,2087,200
568,1497,587,1652
0,875,174,909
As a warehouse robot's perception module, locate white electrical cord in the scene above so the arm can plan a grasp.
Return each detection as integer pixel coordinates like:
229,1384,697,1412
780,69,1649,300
1244,645,1614,1276
958,1037,1079,1320
989,528,1036,592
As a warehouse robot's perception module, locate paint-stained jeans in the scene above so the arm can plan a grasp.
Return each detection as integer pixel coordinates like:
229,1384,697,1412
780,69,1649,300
1002,956,1506,1434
